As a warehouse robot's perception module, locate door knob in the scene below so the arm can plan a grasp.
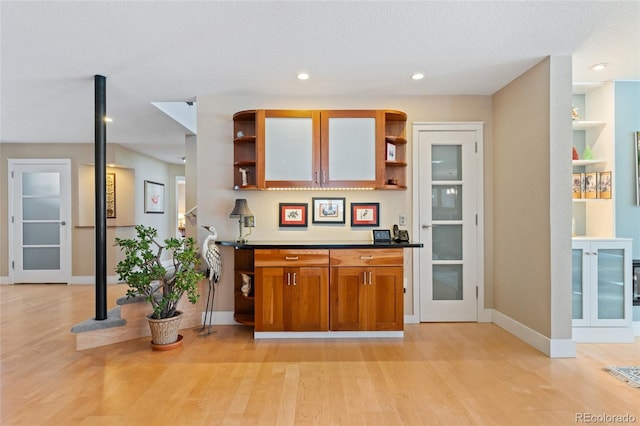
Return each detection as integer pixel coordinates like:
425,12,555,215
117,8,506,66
421,224,431,230
60,221,66,226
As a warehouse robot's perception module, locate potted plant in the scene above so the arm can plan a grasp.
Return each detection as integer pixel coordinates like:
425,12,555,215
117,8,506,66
115,225,203,348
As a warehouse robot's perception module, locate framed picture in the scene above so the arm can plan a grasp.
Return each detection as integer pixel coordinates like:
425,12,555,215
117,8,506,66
279,203,308,227
583,172,598,199
312,197,345,224
598,171,612,199
106,172,116,218
144,180,165,213
351,202,380,227
386,143,396,161
572,173,583,199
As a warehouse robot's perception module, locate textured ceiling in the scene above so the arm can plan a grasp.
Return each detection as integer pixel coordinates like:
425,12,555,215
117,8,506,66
1,1,638,164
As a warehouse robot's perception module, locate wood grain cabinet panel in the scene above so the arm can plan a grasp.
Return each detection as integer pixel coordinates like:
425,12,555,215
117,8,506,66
255,249,329,332
330,249,404,331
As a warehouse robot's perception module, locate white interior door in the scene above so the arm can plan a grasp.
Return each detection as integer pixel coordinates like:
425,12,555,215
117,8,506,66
417,128,480,322
9,159,71,283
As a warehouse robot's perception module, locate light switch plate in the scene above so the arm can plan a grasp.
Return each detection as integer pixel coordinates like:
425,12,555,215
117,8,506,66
399,214,406,226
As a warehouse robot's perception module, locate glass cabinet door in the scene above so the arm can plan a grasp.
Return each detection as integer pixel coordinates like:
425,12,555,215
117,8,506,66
263,110,320,188
572,244,589,326
594,247,626,322
321,110,381,188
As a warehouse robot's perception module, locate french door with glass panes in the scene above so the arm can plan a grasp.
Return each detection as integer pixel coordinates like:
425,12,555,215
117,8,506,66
416,127,481,322
8,159,71,283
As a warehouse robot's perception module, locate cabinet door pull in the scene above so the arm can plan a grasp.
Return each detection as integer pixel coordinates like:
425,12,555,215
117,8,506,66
322,170,327,184
360,255,374,260
293,272,297,286
368,271,372,285
287,272,291,286
363,272,367,285
285,256,299,260
315,171,319,184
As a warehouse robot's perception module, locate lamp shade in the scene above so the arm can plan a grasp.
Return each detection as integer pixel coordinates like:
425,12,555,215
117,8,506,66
229,199,253,217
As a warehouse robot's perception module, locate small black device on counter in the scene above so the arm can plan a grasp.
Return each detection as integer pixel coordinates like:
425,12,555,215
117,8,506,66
372,229,392,244
393,224,410,243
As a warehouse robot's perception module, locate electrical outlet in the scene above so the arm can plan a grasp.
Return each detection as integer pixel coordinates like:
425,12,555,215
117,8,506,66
399,214,406,226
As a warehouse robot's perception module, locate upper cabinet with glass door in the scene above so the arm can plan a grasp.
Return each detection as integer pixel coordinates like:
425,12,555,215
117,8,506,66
233,109,406,190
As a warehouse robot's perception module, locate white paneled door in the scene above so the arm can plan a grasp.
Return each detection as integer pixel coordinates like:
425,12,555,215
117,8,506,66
9,159,71,283
415,125,483,322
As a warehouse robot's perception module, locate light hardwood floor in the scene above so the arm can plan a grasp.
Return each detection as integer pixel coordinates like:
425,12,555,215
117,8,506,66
1,284,638,426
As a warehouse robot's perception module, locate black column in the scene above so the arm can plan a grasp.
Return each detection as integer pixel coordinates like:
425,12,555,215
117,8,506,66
95,75,107,320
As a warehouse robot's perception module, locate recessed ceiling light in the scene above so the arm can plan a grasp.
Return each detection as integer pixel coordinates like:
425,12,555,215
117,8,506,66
411,73,424,80
297,73,310,80
590,63,608,71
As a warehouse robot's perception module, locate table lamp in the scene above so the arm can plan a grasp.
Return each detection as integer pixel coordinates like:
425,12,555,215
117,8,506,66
229,199,254,243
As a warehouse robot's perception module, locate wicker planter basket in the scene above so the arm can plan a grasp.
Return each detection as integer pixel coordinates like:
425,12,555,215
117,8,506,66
147,311,182,345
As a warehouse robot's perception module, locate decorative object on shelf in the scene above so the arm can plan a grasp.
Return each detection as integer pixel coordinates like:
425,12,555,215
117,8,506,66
386,142,396,161
106,172,116,218
387,178,398,185
584,172,598,199
229,199,255,243
236,130,244,138
583,144,593,160
114,225,203,349
572,173,584,199
572,146,579,160
279,203,308,227
312,197,345,224
572,106,580,121
240,273,252,297
239,168,249,186
200,225,222,336
598,171,612,199
351,202,380,227
144,180,165,214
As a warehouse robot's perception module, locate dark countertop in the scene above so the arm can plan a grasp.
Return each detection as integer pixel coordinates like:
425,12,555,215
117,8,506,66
217,240,423,249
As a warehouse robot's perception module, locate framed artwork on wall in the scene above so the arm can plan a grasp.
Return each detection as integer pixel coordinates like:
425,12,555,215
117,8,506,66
144,180,164,213
312,197,345,224
279,203,308,227
106,172,116,218
350,202,380,227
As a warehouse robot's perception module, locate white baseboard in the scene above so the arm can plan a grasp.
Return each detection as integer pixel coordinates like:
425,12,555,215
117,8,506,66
200,310,237,326
0,276,121,285
572,326,635,343
491,309,576,358
68,276,121,285
254,330,404,339
404,314,419,324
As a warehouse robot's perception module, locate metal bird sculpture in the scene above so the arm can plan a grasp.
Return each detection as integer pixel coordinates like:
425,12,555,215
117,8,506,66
200,225,222,335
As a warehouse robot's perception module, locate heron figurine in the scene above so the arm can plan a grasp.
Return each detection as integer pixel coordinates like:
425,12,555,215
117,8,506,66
200,225,222,335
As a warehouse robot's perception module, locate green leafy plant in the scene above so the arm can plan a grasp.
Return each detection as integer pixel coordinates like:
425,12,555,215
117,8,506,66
115,225,202,319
